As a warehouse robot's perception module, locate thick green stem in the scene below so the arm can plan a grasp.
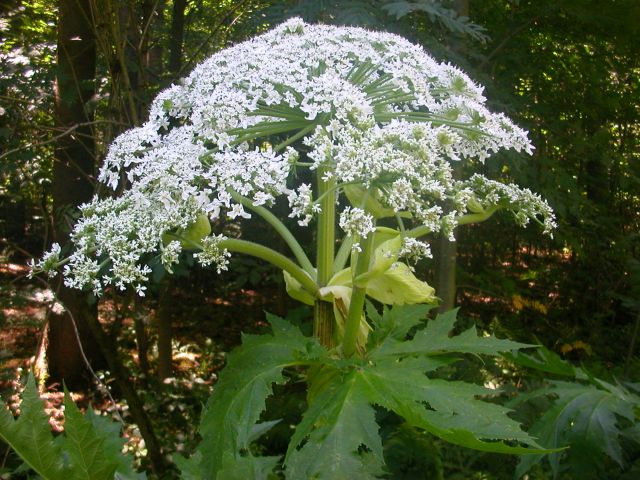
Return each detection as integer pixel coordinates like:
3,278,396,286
229,191,315,278
314,166,336,347
342,232,374,358
332,235,353,273
219,238,318,296
274,124,316,152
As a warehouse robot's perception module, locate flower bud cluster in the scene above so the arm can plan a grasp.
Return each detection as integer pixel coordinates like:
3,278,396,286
400,238,433,265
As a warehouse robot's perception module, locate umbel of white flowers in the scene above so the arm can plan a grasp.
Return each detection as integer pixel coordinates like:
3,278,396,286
32,17,555,296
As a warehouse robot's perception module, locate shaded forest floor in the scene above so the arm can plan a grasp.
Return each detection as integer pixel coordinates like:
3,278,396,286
0,255,290,468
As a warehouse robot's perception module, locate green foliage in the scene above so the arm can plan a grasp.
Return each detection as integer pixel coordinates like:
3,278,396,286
382,423,444,479
192,313,326,478
511,350,640,479
261,0,487,41
217,452,281,480
370,307,532,359
0,0,56,215
460,0,640,359
0,373,66,479
382,1,488,41
184,307,550,479
262,0,385,27
63,391,122,480
286,367,385,479
0,373,143,480
504,346,577,378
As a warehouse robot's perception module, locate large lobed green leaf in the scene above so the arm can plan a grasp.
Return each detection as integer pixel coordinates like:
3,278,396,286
194,314,326,479
217,452,280,480
359,356,546,454
371,307,532,359
283,307,548,478
63,390,120,480
0,373,66,480
515,379,640,478
285,368,384,480
194,308,550,479
366,307,546,454
0,373,142,480
285,355,546,480
81,408,144,480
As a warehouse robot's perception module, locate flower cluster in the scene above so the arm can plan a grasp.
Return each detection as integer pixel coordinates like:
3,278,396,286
400,237,433,265
193,235,230,273
37,18,555,294
462,174,557,235
287,183,320,226
28,243,61,279
339,207,376,251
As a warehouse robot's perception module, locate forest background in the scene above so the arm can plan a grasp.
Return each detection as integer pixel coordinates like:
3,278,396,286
0,0,639,479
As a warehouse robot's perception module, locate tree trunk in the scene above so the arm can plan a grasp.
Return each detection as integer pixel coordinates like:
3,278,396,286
436,236,458,312
435,0,468,313
133,295,150,376
156,278,174,381
168,0,187,76
46,0,104,388
83,307,171,475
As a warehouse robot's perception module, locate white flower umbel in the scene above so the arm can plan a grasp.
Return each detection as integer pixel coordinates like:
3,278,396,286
160,241,182,274
194,235,231,273
463,174,557,235
339,207,376,252
28,242,61,278
287,183,320,226
41,18,554,294
400,237,433,264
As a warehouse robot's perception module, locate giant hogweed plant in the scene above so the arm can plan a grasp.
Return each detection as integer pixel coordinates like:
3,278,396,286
9,19,559,479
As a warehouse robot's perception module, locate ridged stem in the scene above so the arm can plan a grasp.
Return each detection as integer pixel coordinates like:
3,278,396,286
314,166,336,348
341,231,374,358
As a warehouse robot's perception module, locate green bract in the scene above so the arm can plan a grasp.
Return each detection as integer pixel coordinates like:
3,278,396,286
162,213,212,249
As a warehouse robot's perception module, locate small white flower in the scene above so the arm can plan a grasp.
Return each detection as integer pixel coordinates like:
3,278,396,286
287,183,320,226
135,284,147,297
29,243,61,279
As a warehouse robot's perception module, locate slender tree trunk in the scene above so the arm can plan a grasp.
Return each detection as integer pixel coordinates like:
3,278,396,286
436,236,458,312
436,0,469,313
156,277,174,381
46,0,105,388
133,294,150,376
83,309,170,475
169,0,187,76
